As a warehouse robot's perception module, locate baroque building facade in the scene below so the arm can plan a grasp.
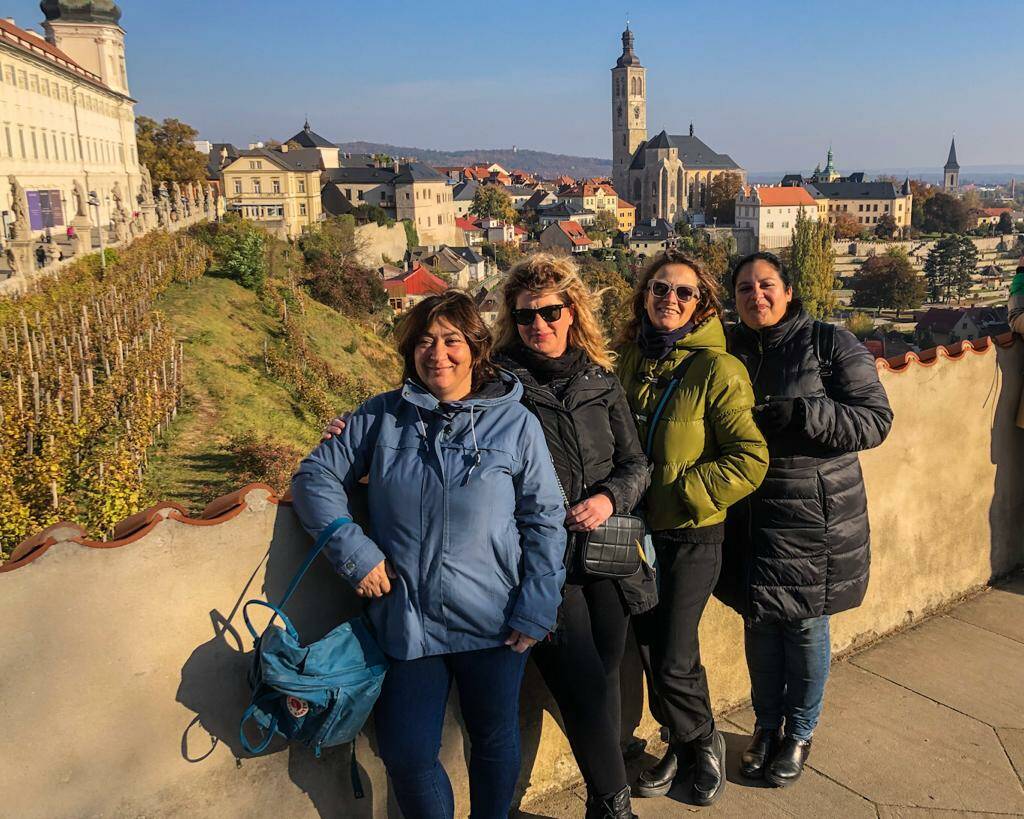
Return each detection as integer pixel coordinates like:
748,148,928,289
0,2,141,240
611,27,745,225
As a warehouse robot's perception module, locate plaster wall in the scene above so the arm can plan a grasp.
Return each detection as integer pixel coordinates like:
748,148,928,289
1,338,1022,817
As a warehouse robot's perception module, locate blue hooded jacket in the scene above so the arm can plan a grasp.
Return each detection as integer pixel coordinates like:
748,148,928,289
290,372,567,661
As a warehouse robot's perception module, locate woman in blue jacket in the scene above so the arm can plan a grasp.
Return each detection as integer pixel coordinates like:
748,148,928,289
291,291,567,819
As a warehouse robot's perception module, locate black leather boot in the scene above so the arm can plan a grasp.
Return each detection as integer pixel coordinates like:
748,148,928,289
633,745,678,798
766,736,811,787
691,730,726,806
584,786,636,819
740,726,783,779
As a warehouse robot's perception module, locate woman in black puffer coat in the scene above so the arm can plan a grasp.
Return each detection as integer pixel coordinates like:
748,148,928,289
718,252,893,789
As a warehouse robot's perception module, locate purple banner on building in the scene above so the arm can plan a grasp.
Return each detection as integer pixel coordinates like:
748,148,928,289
27,190,43,231
49,190,64,226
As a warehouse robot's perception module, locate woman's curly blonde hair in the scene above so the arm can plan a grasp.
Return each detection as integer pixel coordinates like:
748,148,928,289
493,252,614,371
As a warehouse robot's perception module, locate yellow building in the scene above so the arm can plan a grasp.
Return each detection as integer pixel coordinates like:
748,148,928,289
558,182,619,217
0,3,141,239
616,197,636,233
221,147,324,239
812,174,913,232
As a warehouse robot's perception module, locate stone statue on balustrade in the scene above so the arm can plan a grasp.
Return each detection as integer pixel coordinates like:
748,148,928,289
110,182,129,243
138,165,154,206
171,182,183,221
72,179,89,220
8,176,29,240
2,240,20,278
156,182,170,228
44,239,60,267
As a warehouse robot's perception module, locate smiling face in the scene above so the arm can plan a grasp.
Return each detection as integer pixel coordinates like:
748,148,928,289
514,290,574,358
734,258,794,329
645,263,701,331
413,317,475,402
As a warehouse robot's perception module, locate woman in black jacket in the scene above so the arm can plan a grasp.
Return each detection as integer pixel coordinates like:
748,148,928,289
719,252,893,788
325,254,653,818
492,253,653,819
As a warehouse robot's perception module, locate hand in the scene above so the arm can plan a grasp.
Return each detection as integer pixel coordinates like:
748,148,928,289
504,629,539,653
355,560,396,598
322,412,351,441
565,491,614,532
753,398,797,435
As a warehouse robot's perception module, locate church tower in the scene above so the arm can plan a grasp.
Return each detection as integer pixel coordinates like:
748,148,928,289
943,137,960,194
611,26,646,198
41,1,130,97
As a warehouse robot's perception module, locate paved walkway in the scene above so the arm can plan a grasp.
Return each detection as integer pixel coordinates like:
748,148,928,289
525,574,1024,818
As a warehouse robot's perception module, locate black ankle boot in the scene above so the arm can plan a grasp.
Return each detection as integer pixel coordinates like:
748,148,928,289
766,736,811,787
691,730,726,806
740,726,783,779
633,745,678,798
584,786,636,819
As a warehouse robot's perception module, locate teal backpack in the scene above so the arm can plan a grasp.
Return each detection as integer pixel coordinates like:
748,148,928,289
239,516,388,797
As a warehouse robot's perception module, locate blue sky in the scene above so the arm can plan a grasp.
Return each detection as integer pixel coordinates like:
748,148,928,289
9,0,1023,172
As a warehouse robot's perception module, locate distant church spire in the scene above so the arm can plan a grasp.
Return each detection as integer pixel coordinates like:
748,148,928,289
689,122,694,136
944,137,959,170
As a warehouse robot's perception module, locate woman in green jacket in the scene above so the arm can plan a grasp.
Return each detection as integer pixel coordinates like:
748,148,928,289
618,250,768,806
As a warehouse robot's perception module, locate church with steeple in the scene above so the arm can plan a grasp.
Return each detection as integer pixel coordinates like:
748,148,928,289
610,26,744,225
943,137,960,193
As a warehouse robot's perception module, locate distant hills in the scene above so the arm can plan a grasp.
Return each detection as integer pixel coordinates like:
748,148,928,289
337,141,612,179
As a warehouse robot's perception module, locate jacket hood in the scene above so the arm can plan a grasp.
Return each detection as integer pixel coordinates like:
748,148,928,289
400,369,523,413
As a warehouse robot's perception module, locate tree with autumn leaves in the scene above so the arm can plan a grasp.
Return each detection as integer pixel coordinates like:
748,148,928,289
135,116,208,184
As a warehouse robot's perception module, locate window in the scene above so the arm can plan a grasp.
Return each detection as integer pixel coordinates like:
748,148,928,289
31,131,38,159
3,127,11,158
272,179,281,194
358,190,365,200
41,78,49,96
884,204,890,212
29,74,38,93
782,221,789,228
252,179,261,194
767,222,774,229
405,192,410,201
300,203,307,216
436,193,441,204
298,179,306,193
873,204,879,212
427,216,431,227
234,179,242,195
380,191,386,202
858,204,863,212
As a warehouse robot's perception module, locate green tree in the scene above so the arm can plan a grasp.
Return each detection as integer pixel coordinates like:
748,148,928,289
214,223,267,289
850,248,925,317
924,234,978,303
706,171,743,224
593,209,619,235
577,255,632,341
482,241,523,272
789,209,837,318
874,212,898,239
910,180,936,228
135,116,208,183
923,193,972,234
470,185,517,223
297,218,389,318
372,153,393,168
844,312,876,340
998,211,1014,233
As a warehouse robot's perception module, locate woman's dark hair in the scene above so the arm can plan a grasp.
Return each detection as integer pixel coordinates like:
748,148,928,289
729,251,793,293
618,250,723,346
394,291,497,390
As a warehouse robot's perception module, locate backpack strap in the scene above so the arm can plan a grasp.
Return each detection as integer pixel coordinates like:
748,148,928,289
812,321,837,383
243,515,352,642
644,352,704,458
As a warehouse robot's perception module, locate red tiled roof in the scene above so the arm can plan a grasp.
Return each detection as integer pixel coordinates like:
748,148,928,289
981,207,1011,217
558,220,591,246
456,216,483,232
0,18,116,95
381,263,448,296
743,185,817,207
618,198,636,210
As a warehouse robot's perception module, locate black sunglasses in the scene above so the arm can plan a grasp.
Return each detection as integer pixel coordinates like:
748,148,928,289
512,304,569,326
648,280,700,303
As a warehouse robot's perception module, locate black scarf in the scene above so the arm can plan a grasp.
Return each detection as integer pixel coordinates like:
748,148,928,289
506,343,588,385
637,312,695,360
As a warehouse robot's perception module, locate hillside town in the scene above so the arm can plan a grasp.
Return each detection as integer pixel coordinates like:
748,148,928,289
1,5,1024,819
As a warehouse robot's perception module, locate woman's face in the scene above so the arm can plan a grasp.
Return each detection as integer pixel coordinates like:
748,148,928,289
645,263,700,331
413,317,475,402
734,259,793,330
514,290,574,358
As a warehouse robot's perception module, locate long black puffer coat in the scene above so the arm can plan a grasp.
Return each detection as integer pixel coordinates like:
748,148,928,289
495,350,657,614
717,306,893,623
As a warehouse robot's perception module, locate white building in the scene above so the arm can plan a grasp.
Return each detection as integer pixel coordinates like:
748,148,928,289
1,4,142,240
735,185,819,250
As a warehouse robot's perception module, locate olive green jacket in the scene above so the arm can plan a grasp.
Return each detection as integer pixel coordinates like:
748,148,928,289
617,316,768,531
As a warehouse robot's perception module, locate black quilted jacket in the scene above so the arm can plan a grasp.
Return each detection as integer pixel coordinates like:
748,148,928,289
717,306,893,623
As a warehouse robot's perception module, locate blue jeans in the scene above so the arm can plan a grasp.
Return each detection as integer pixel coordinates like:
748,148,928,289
744,615,830,742
374,646,529,819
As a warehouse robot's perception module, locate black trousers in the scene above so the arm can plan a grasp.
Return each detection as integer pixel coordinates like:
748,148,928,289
634,533,723,744
532,578,631,797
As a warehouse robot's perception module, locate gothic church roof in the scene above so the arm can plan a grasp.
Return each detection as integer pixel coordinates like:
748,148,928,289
628,130,740,172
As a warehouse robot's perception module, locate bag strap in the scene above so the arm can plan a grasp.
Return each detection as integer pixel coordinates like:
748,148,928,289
243,516,351,642
812,321,837,382
644,352,703,458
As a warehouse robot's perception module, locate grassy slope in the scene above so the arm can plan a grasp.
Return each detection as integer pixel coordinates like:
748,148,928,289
144,275,399,511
